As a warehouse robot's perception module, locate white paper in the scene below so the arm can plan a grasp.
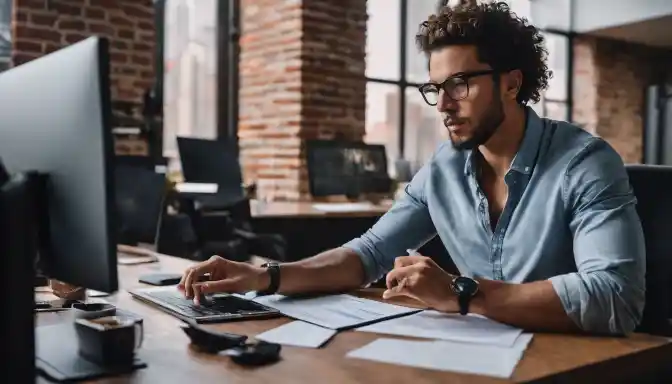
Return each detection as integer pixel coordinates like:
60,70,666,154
254,321,337,348
347,333,534,379
311,202,374,212
252,294,421,330
175,182,218,194
356,310,522,347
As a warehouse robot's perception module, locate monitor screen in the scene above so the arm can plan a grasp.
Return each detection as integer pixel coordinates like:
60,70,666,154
306,140,390,198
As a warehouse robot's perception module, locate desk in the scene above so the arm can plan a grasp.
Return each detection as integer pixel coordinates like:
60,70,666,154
249,200,393,219
36,253,672,383
247,200,393,261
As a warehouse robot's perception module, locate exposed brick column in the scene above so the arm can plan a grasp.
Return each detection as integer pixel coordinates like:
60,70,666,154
239,0,367,201
11,0,156,155
572,36,672,164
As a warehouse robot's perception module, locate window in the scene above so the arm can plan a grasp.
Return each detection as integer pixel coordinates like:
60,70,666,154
365,0,572,175
161,0,218,161
538,32,570,121
0,0,10,70
366,0,440,175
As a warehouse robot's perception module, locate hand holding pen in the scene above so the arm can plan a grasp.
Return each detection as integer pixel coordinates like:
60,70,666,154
382,248,460,313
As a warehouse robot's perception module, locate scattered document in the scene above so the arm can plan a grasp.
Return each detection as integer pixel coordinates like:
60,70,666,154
255,321,337,348
251,294,421,330
356,310,522,347
347,333,534,379
311,202,374,212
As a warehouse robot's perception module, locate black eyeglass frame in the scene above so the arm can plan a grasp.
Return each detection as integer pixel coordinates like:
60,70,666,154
418,69,499,106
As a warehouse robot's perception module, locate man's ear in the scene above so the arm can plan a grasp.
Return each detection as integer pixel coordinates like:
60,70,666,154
503,70,523,100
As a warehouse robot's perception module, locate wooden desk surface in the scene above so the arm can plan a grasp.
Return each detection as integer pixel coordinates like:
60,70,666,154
249,200,393,219
37,254,672,383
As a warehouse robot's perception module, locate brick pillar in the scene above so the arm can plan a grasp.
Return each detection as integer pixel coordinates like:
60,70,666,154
11,0,156,155
572,36,672,164
239,0,367,201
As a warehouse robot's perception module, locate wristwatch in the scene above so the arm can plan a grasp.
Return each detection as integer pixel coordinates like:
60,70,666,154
257,262,280,296
450,276,479,315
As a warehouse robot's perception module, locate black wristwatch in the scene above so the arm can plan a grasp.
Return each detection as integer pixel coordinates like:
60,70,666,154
257,262,280,296
450,276,479,315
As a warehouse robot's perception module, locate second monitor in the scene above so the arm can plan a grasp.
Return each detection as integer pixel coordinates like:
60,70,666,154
306,139,392,200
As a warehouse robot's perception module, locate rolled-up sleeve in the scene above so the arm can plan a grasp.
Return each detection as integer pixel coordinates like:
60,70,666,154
549,138,646,334
342,161,437,285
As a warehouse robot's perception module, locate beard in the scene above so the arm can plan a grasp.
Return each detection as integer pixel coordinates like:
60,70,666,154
447,92,505,151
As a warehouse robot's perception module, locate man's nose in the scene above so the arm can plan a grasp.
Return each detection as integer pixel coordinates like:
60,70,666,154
436,91,458,114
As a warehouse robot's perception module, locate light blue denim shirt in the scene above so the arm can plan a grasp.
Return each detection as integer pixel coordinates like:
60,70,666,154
343,107,646,334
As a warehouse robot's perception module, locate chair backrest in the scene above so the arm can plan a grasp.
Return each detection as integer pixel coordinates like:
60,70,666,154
176,137,244,201
626,164,672,335
114,165,167,246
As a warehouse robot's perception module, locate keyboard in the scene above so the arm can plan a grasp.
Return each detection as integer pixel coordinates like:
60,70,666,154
131,287,280,323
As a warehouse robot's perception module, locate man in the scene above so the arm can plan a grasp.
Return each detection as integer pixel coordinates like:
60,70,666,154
179,1,645,335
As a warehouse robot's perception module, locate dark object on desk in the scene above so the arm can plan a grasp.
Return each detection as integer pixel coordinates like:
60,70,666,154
306,139,392,200
181,322,248,353
139,272,183,286
36,322,147,382
626,165,672,336
129,286,281,323
227,341,282,366
182,323,281,366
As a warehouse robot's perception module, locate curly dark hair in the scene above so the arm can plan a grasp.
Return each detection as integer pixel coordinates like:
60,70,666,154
416,1,550,105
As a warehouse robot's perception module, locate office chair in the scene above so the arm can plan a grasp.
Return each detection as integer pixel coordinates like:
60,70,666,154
173,137,286,262
626,164,672,336
177,137,246,208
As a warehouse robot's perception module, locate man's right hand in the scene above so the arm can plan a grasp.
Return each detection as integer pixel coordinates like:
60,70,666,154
177,255,269,304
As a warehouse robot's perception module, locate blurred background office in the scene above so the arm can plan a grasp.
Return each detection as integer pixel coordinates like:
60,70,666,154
3,0,672,201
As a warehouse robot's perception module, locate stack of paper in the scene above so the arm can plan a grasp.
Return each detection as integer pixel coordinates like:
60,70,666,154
251,294,421,330
347,333,533,379
356,310,522,347
255,321,337,348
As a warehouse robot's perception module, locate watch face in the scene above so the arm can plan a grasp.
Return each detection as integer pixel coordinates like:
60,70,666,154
452,276,479,296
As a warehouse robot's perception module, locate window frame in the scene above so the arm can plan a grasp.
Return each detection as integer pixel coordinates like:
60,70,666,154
153,0,241,158
366,0,574,159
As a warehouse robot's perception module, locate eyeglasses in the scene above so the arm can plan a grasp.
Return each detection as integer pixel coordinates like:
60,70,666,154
418,69,498,106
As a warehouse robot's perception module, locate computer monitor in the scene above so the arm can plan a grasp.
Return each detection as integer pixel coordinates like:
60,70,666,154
0,36,117,293
306,139,392,199
177,136,245,201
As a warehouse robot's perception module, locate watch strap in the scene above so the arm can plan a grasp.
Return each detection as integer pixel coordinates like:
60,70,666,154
257,262,280,296
458,292,471,315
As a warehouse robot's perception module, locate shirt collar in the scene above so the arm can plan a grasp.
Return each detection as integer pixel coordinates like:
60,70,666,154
464,107,544,177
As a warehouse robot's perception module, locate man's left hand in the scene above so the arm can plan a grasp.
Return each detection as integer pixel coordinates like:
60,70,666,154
382,254,458,313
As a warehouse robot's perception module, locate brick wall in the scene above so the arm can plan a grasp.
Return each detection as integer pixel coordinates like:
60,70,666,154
11,0,156,155
239,0,367,201
572,36,672,163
